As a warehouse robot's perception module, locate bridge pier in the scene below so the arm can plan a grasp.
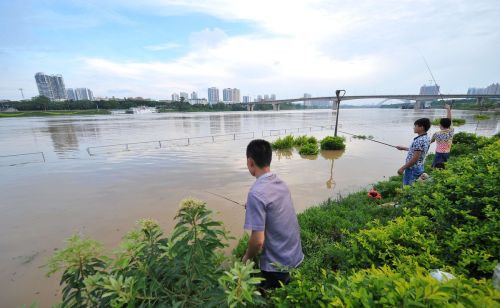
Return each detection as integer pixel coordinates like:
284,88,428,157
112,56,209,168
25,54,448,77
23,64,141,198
272,103,281,111
247,103,255,111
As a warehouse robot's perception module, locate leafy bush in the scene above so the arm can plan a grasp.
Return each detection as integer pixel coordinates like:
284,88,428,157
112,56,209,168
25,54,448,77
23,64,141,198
47,199,263,307
374,175,403,199
293,135,317,147
298,143,319,155
271,135,295,150
270,264,500,307
320,136,346,150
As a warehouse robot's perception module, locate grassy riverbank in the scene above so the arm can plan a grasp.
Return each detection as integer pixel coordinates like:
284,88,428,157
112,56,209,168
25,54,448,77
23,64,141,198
0,110,111,117
45,132,499,307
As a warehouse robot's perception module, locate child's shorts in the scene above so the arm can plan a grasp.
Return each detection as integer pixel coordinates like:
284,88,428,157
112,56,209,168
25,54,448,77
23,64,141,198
432,152,450,167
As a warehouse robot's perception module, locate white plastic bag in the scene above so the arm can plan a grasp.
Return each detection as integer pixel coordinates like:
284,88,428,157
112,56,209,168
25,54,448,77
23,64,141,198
430,269,455,282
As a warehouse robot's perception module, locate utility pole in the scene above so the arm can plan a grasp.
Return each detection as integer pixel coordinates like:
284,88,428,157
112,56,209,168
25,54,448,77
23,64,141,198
18,88,25,99
334,90,346,137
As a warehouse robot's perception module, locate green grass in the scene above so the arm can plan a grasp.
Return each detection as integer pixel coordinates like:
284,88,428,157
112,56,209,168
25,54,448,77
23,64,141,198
0,110,111,118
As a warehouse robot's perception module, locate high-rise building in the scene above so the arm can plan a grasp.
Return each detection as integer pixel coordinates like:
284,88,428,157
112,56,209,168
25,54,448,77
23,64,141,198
223,88,233,103
75,88,94,101
172,93,180,101
180,92,189,100
208,87,219,104
242,96,250,103
66,88,76,101
270,94,276,101
467,88,485,95
35,72,68,100
256,95,263,102
485,83,500,95
416,84,440,109
232,88,240,103
191,91,198,99
264,94,269,101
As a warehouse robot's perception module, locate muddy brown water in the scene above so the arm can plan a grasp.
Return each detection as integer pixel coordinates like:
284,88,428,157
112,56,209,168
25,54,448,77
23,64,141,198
0,109,498,307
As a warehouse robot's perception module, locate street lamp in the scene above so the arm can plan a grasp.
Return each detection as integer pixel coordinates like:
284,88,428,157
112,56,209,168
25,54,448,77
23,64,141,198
334,89,346,136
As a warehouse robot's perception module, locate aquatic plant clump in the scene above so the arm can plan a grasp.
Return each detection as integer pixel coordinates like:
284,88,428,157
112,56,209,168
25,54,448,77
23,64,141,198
271,135,295,149
293,135,317,147
320,136,346,150
474,114,491,121
299,143,319,155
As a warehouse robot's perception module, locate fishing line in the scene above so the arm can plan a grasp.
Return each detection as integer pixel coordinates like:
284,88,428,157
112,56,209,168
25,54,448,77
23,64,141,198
205,191,245,208
338,130,397,148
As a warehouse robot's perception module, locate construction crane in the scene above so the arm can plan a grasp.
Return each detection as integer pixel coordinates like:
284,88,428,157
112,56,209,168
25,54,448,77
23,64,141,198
18,88,25,99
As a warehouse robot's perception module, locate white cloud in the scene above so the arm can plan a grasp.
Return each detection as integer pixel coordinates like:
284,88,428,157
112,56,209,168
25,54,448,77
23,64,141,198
144,43,181,51
10,0,497,101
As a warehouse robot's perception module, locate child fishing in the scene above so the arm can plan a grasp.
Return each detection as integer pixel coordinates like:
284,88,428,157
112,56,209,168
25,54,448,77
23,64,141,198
396,118,431,185
430,104,453,168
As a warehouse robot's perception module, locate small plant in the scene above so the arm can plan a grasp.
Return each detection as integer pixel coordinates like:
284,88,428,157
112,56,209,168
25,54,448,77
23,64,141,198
474,114,491,121
271,135,295,149
299,143,319,155
320,136,346,150
219,261,265,308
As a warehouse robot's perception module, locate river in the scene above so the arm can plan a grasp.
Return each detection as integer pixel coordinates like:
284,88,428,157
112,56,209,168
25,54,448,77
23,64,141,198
0,108,498,306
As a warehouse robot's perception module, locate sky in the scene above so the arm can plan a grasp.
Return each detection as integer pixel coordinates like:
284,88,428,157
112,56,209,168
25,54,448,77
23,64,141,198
0,0,499,102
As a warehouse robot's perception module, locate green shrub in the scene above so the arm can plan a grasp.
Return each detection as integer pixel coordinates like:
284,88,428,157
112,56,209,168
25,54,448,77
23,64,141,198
270,264,500,307
299,143,319,155
293,135,317,147
271,135,295,149
47,199,263,307
374,175,403,199
320,136,346,150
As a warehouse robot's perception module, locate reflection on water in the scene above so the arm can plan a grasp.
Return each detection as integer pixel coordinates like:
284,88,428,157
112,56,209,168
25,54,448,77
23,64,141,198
0,109,498,307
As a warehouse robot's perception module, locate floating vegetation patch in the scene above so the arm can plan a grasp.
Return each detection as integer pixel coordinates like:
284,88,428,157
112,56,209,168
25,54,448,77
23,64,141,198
299,143,319,155
320,136,346,150
271,135,295,149
474,114,491,121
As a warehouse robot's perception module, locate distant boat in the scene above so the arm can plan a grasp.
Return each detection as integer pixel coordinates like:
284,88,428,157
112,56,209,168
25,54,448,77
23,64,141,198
125,106,157,114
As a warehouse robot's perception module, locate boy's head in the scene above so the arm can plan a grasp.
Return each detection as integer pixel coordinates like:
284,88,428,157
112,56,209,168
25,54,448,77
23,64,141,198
414,118,431,134
246,139,272,176
439,118,451,129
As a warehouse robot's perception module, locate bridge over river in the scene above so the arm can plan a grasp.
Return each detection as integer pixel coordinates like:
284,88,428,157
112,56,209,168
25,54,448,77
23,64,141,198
242,94,500,111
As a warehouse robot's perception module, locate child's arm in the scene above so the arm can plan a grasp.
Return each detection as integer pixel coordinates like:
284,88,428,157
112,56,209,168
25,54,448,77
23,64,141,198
397,151,421,175
396,145,409,151
445,103,452,120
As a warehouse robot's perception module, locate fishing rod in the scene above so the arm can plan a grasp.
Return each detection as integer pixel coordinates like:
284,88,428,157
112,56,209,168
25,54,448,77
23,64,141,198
339,130,398,148
205,191,245,208
420,53,453,109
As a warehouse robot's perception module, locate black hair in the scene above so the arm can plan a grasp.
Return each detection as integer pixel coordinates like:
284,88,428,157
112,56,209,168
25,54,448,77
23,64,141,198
440,118,451,128
414,118,431,132
246,139,272,168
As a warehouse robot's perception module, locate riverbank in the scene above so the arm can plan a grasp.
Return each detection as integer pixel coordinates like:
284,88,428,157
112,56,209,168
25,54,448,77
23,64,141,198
0,110,111,117
45,132,499,306
266,132,500,306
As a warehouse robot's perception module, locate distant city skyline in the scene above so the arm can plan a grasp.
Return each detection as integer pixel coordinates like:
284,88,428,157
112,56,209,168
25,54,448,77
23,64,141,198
1,1,499,103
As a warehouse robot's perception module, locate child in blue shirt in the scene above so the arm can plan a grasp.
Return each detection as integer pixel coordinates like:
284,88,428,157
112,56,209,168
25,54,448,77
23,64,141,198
396,118,431,186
